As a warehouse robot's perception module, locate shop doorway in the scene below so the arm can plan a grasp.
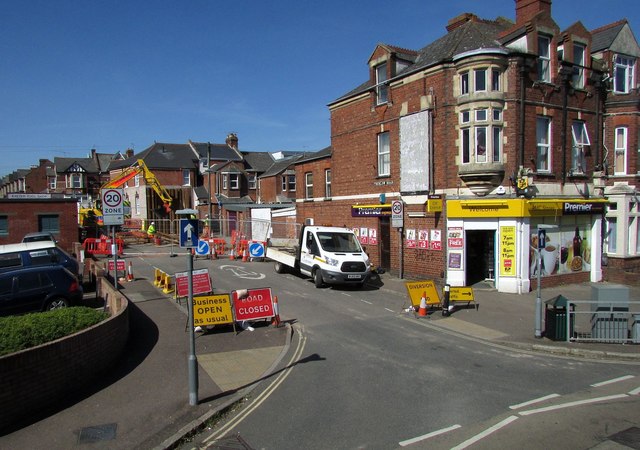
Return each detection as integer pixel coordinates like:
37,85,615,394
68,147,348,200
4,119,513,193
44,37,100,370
379,217,391,271
465,230,495,286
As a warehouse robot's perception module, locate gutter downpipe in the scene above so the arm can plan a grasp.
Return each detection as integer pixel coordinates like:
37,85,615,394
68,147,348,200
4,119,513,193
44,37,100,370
560,63,572,185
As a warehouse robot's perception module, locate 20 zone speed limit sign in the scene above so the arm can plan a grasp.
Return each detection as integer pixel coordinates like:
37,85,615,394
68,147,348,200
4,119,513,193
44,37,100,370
101,188,124,225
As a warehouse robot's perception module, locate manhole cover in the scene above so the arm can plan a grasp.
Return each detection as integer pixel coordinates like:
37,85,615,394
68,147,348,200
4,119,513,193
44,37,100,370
78,423,118,444
609,426,640,450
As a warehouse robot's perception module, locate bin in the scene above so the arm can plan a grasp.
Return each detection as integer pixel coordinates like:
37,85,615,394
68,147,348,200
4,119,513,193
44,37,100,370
544,295,574,341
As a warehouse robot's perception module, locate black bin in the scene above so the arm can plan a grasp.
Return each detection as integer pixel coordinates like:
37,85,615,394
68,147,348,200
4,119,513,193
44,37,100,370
545,295,575,341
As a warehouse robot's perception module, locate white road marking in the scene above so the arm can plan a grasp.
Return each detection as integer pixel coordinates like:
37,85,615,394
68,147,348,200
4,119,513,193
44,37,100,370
399,424,462,447
509,393,560,410
360,299,372,305
590,375,635,387
451,416,519,450
628,386,640,396
203,326,307,444
384,308,395,313
519,394,629,416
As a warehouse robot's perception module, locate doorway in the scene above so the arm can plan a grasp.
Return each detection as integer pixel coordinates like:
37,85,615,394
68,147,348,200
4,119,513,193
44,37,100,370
465,230,495,286
379,217,391,271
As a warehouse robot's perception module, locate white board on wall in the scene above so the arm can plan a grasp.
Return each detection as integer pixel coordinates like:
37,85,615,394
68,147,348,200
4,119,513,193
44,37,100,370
400,110,431,193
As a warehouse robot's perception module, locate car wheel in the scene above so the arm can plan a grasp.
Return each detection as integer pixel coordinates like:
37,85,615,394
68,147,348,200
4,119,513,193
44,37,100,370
274,261,286,274
314,269,324,288
45,297,69,311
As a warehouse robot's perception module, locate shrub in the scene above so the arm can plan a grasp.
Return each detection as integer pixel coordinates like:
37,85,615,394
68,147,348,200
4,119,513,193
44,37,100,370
0,307,109,356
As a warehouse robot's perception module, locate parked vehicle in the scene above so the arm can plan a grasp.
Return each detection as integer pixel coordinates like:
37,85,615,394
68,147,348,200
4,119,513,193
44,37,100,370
0,265,83,316
22,231,57,244
266,225,371,288
0,241,80,280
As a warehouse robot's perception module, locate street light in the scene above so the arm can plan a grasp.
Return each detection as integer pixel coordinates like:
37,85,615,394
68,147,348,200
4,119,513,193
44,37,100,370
176,208,199,405
535,224,558,338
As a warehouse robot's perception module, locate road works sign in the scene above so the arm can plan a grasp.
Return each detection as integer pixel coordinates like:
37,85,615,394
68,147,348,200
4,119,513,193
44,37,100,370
193,294,233,327
405,280,441,307
232,287,274,321
175,268,212,297
449,286,474,301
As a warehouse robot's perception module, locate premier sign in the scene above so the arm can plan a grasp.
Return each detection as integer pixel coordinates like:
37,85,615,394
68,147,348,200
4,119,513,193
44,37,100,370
563,202,605,215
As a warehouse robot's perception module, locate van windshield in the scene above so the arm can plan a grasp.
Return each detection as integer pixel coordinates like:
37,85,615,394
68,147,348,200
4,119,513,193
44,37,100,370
317,232,362,253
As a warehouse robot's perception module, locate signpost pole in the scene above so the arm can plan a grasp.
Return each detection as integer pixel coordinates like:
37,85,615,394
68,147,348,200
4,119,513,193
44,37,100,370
112,226,118,288
187,248,198,405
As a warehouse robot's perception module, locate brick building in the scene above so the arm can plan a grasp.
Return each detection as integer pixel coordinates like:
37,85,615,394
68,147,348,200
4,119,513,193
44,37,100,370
298,0,639,292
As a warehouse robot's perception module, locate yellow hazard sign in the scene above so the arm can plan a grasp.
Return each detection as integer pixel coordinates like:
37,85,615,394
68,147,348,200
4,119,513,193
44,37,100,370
449,286,474,301
405,280,441,307
193,294,233,327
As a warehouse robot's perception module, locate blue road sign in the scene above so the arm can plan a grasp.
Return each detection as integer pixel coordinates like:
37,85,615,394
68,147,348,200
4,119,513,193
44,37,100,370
179,218,199,248
249,241,265,258
196,239,210,255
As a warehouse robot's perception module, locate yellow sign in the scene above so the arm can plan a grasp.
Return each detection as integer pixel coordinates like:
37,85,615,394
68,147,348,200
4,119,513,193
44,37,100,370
447,198,608,218
449,287,474,301
193,294,233,327
427,195,443,213
499,226,516,277
405,280,441,307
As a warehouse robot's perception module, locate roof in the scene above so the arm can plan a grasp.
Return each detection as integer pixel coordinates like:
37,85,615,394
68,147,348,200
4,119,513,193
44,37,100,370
259,155,303,178
110,143,199,170
330,17,513,105
295,146,332,164
242,152,275,172
189,141,243,162
54,157,100,174
591,19,629,53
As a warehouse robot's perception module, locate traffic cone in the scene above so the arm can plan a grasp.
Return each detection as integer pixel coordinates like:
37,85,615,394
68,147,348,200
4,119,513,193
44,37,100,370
242,248,248,262
211,246,217,260
272,296,281,327
418,292,427,317
127,261,134,281
229,247,235,260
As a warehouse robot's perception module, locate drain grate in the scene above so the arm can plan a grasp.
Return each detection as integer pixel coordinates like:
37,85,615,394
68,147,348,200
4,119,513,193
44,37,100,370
77,423,118,444
609,427,640,450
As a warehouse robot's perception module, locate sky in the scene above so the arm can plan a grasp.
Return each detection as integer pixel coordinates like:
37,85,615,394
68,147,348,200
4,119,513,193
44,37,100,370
1,0,638,176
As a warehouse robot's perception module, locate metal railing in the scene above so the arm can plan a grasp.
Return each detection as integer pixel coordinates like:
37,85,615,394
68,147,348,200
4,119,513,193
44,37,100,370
558,300,640,344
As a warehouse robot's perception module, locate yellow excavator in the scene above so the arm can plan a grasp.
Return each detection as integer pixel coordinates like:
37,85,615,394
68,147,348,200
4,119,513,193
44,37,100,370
79,159,173,225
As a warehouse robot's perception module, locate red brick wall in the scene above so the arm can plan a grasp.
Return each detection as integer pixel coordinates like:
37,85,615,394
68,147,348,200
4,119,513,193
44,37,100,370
0,199,79,252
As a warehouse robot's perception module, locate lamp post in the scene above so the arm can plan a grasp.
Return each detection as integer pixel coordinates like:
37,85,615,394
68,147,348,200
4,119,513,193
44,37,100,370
207,142,212,238
535,224,558,338
176,208,199,405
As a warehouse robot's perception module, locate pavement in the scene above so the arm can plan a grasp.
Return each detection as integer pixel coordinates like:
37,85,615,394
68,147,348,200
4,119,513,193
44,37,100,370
2,244,639,449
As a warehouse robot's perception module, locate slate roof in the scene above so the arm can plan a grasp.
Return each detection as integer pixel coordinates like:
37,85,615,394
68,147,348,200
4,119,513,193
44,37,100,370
110,143,199,170
591,20,627,53
295,146,332,164
330,17,513,105
259,155,303,178
242,152,275,172
189,141,243,162
54,157,100,173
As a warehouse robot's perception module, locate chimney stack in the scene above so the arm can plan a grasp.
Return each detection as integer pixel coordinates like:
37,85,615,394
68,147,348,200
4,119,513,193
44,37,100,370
126,148,134,158
446,13,478,32
515,0,551,24
226,133,239,150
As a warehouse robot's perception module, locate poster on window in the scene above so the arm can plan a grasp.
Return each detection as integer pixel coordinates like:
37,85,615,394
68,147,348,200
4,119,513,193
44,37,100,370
529,220,592,277
447,227,464,248
368,228,378,245
500,226,516,277
359,227,369,245
448,251,462,269
418,229,429,249
429,229,442,250
405,229,416,248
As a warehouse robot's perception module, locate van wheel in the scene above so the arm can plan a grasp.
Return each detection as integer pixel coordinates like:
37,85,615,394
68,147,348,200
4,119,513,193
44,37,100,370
313,269,324,288
274,261,286,274
45,297,69,311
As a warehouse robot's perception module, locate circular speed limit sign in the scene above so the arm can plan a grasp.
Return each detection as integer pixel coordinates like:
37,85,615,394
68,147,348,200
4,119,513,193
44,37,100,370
103,189,123,208
392,200,403,215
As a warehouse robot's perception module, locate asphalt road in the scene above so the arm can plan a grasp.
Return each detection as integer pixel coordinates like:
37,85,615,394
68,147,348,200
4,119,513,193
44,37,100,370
168,257,640,450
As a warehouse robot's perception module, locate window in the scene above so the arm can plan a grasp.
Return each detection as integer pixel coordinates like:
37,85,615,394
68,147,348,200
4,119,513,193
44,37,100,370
305,172,313,199
606,217,617,253
67,173,82,189
134,174,140,187
538,35,551,82
572,43,586,88
536,117,551,172
614,54,635,94
491,69,500,91
325,169,332,198
281,176,286,191
376,63,388,104
135,196,140,215
287,174,296,191
230,174,239,190
248,174,256,190
0,216,7,236
182,169,190,186
474,68,487,92
377,132,390,176
222,174,228,189
614,127,628,175
461,71,469,95
460,108,502,164
38,215,59,233
48,177,56,190
571,121,590,173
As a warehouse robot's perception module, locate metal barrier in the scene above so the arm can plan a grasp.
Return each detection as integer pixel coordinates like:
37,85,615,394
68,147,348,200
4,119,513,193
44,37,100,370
83,237,124,256
563,300,640,344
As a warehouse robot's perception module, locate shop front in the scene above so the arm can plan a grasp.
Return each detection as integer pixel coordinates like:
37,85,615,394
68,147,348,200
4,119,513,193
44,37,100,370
446,198,607,294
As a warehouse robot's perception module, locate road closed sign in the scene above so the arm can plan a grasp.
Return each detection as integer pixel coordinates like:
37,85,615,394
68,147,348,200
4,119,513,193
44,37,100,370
233,287,274,321
193,294,233,327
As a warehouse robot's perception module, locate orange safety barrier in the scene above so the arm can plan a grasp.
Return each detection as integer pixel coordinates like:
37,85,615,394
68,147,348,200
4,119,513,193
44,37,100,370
82,237,124,256
212,238,226,257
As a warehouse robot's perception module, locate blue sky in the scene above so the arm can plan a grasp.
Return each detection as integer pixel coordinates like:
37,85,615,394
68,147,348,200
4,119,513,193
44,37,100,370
1,0,638,176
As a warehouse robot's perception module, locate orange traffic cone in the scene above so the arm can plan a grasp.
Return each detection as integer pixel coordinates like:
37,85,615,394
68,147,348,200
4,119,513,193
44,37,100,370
229,248,235,260
242,248,248,262
127,261,134,281
211,246,217,260
418,292,427,317
272,295,281,327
